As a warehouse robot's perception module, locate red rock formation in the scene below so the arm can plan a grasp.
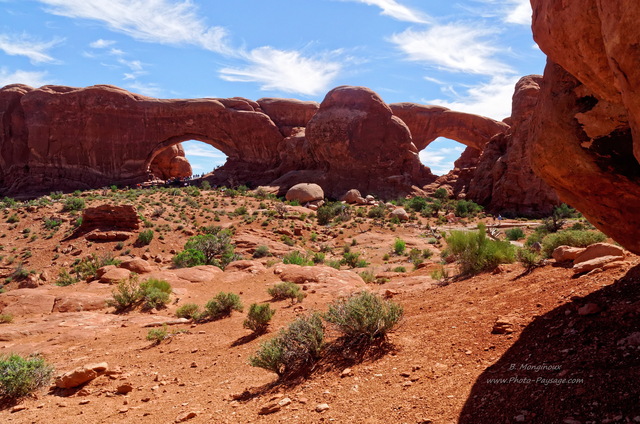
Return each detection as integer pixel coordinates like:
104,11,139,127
1,84,283,196
465,76,560,217
390,103,509,150
75,204,140,236
257,98,319,137
305,86,435,198
530,0,640,253
149,144,192,180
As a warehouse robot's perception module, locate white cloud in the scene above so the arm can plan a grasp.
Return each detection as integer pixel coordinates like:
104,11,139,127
89,38,115,48
220,47,342,96
118,58,144,72
389,24,513,75
127,81,163,97
37,0,229,53
0,68,50,87
343,0,430,23
183,142,226,159
505,0,532,25
419,142,464,175
0,33,61,64
424,75,519,120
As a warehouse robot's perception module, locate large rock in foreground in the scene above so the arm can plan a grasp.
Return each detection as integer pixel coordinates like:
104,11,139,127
529,0,640,253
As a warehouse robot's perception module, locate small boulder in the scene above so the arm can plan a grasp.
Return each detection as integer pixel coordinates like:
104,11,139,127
577,303,601,316
573,255,624,274
492,316,516,334
285,183,324,203
340,189,362,204
552,245,585,262
390,208,409,221
99,268,131,284
55,363,108,389
120,258,153,274
574,243,624,264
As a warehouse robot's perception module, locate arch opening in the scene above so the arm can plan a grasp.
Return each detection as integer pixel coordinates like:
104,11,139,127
146,137,229,182
418,137,466,176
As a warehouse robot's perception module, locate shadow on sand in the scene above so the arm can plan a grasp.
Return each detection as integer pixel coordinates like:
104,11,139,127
458,265,640,423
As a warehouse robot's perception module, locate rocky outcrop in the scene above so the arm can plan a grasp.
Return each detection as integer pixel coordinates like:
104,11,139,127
257,98,319,137
76,204,139,235
305,86,435,197
389,103,509,151
0,84,283,196
149,144,192,180
465,76,560,217
530,0,640,253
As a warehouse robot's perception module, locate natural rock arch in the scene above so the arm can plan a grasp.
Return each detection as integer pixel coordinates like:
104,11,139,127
389,103,510,151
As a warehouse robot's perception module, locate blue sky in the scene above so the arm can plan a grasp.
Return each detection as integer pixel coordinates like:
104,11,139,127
0,0,545,176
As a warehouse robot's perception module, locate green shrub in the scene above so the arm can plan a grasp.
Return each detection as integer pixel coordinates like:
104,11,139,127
541,230,607,258
146,325,168,344
358,269,375,283
139,278,172,310
312,252,325,264
56,269,79,286
505,227,525,241
407,196,428,212
367,206,387,219
0,354,54,400
341,251,365,268
249,313,324,377
73,253,121,280
268,281,306,303
326,259,341,270
393,238,406,255
454,199,483,218
6,214,19,224
0,313,13,324
175,303,201,320
43,218,62,230
430,265,449,281
517,248,543,271
204,292,243,320
282,251,313,266
444,223,516,276
136,229,154,246
325,291,403,344
253,245,270,258
392,266,406,273
62,197,85,212
106,275,143,312
172,249,206,268
184,232,236,269
243,303,276,334
433,188,449,200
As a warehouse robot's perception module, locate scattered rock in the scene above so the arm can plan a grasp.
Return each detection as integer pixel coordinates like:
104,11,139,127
315,403,330,412
258,395,292,415
175,411,198,422
116,383,134,394
341,368,353,377
10,405,27,413
56,362,108,389
577,303,601,316
492,316,516,334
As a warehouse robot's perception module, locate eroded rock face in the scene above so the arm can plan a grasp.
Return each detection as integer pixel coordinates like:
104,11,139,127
306,86,434,197
1,84,283,196
530,0,640,253
466,75,560,217
77,205,140,234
